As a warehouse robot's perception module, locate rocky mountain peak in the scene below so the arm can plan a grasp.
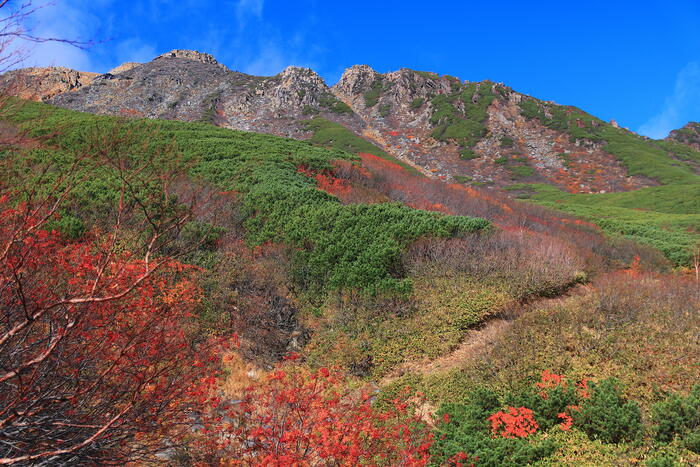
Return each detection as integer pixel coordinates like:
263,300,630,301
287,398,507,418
155,49,220,65
107,62,141,75
278,66,327,88
332,64,380,96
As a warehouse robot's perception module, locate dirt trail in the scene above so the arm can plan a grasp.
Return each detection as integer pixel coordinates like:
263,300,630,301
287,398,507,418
380,285,589,386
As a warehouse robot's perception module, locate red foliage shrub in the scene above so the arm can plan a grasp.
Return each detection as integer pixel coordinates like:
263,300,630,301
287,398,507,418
0,195,227,464
198,366,434,465
536,370,566,398
557,412,573,431
488,407,539,438
334,152,663,274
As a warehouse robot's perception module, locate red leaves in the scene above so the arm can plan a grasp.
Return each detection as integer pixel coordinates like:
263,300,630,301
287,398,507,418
0,194,223,463
536,369,565,399
488,407,538,439
557,412,573,431
447,451,476,467
200,366,433,465
297,165,353,199
626,255,642,277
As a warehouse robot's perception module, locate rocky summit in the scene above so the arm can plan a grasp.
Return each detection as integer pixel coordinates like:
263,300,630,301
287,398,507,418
3,49,696,193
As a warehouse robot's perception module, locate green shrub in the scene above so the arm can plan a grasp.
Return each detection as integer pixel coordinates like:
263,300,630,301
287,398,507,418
46,211,87,240
645,453,681,467
500,136,514,147
510,166,535,178
460,148,479,160
431,388,557,466
364,78,383,108
495,156,508,165
379,103,391,117
319,94,352,114
302,105,319,115
573,379,642,443
410,97,425,109
683,431,700,453
652,385,700,445
429,81,496,152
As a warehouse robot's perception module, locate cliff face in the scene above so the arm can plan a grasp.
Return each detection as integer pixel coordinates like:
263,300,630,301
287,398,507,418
0,50,677,193
332,66,651,192
0,67,98,101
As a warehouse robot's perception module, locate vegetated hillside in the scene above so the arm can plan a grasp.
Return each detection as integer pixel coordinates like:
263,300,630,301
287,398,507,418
4,50,699,267
2,49,690,194
1,98,697,465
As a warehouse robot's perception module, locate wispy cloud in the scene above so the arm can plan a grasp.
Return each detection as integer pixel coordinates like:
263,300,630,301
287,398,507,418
4,0,158,73
235,0,264,28
11,0,109,71
638,62,700,139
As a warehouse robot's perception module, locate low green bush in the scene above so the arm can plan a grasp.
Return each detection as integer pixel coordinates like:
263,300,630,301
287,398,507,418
410,97,425,109
652,385,700,447
431,388,557,466
574,379,643,443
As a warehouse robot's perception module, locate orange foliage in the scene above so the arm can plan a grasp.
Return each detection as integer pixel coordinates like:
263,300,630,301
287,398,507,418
198,366,434,465
488,407,539,438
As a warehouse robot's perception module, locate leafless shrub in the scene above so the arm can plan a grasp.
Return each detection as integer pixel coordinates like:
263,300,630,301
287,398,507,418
403,229,587,300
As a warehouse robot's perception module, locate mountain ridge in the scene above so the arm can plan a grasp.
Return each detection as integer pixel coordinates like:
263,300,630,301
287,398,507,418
1,49,698,195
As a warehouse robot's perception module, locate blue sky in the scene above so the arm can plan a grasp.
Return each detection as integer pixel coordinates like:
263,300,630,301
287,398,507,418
13,0,700,138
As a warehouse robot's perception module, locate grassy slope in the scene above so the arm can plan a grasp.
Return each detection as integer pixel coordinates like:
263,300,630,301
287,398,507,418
303,116,421,174
6,100,697,466
513,100,700,266
5,100,488,294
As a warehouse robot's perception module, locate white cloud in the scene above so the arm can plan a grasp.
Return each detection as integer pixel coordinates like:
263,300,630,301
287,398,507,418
12,1,100,70
638,62,700,139
235,0,264,28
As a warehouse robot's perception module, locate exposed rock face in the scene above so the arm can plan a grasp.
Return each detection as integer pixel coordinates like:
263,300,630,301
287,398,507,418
2,50,668,193
50,54,359,136
107,62,141,75
667,122,700,151
155,49,222,66
0,67,98,102
332,67,651,192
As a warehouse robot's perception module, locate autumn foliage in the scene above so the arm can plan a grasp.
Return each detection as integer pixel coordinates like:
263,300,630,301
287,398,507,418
0,194,225,464
488,407,539,439
197,365,434,466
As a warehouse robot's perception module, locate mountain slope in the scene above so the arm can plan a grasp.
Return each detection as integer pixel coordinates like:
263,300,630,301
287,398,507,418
2,50,699,266
4,49,693,193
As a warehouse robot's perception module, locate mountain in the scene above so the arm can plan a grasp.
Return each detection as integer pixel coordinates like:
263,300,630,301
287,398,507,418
6,49,694,195
1,50,699,466
667,121,700,151
0,66,98,101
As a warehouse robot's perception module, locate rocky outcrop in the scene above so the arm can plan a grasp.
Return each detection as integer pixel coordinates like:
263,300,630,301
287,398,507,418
0,66,98,102
107,62,141,75
667,122,700,151
1,50,670,194
48,52,364,139
155,49,221,66
332,67,654,192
